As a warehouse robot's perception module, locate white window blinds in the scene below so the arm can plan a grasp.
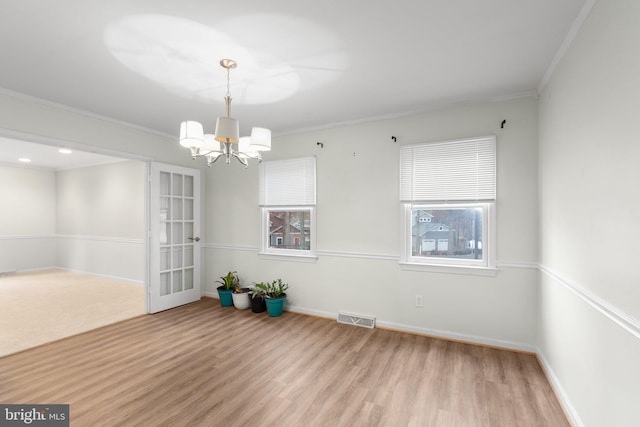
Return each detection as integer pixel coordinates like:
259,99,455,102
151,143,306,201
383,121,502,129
400,136,496,202
259,156,316,206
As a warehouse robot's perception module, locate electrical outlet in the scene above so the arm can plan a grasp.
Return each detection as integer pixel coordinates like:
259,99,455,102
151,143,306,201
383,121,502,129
415,295,423,308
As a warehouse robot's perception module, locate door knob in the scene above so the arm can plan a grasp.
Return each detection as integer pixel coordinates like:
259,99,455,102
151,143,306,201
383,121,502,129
188,236,200,242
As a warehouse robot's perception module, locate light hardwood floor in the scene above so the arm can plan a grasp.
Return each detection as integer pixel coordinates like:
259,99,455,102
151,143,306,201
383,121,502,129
0,298,570,426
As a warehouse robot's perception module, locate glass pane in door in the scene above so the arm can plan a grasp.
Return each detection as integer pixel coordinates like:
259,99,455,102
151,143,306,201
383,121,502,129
184,246,193,267
184,268,194,290
160,272,170,296
172,270,183,293
160,172,171,195
184,199,193,220
184,175,193,197
173,174,183,196
184,222,193,243
172,247,183,269
173,198,183,220
172,223,183,247
160,247,170,271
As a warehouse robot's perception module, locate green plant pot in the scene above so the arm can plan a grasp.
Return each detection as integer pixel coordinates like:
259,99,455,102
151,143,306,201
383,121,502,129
216,287,234,307
265,295,286,317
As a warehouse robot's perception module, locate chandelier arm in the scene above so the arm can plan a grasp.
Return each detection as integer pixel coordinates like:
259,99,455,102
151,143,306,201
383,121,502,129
232,152,249,168
239,151,262,161
206,155,223,167
190,148,218,159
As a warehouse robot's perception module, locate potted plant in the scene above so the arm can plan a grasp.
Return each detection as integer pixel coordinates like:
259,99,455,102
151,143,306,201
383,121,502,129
264,279,289,317
249,282,268,313
231,284,251,310
215,271,238,307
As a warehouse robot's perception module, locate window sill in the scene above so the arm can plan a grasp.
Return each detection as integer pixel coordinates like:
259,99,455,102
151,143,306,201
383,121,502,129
259,252,318,263
399,262,498,277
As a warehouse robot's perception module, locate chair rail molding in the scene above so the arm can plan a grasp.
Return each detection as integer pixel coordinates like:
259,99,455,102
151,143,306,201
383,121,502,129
539,264,640,340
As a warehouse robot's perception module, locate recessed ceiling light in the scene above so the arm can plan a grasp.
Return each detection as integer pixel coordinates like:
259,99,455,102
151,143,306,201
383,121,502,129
59,148,72,154
18,158,31,163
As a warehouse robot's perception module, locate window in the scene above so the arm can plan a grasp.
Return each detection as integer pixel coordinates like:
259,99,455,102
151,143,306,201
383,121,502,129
259,157,316,259
267,209,311,250
400,136,496,272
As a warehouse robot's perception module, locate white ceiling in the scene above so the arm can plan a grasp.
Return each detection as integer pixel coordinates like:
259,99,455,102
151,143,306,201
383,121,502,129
0,0,586,165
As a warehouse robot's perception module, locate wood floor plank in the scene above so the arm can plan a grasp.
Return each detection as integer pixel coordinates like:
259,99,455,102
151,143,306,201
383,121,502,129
0,298,570,426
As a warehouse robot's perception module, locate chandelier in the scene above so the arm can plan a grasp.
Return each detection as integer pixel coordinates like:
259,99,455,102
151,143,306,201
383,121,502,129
179,59,271,167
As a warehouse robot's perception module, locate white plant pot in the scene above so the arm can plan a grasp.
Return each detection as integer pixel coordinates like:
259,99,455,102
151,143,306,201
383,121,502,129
232,291,251,310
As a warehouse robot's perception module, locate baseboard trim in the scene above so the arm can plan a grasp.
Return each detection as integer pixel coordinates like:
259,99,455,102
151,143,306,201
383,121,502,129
3,267,142,285
375,320,537,353
287,305,336,321
58,268,143,285
536,349,584,427
15,266,59,274
287,305,535,353
203,299,536,353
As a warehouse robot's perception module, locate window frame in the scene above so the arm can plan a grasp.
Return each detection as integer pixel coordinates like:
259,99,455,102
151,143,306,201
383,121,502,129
400,202,496,274
398,136,497,275
258,156,317,262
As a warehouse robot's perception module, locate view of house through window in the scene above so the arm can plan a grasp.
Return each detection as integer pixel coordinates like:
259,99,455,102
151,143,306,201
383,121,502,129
268,210,311,250
411,207,483,260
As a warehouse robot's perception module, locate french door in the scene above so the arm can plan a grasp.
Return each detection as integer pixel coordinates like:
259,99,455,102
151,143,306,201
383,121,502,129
148,162,201,313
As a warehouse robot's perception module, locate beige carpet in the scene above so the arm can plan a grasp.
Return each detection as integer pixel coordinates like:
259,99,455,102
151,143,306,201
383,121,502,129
0,269,145,357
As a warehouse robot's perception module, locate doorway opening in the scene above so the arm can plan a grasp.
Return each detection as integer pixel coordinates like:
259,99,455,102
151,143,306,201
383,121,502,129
0,135,149,356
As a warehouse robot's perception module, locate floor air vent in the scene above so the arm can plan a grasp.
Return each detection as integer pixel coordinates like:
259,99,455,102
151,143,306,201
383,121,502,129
337,312,376,329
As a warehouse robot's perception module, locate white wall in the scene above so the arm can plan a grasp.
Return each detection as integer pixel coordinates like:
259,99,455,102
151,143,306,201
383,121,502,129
56,161,145,282
0,91,195,168
0,165,56,271
538,0,640,425
206,96,540,348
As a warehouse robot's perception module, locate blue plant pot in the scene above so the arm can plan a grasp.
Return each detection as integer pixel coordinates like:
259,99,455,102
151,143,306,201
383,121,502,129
265,295,286,317
217,287,234,307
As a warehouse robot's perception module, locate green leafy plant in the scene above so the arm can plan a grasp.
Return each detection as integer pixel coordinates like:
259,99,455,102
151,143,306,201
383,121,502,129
265,279,289,299
250,282,268,300
216,271,239,291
